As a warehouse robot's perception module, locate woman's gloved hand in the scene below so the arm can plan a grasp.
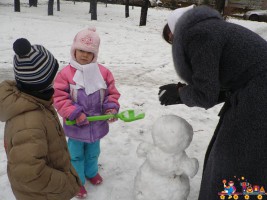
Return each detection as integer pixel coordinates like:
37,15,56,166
158,82,186,106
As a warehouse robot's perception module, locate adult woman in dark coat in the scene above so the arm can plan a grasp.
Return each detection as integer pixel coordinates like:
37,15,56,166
159,5,267,200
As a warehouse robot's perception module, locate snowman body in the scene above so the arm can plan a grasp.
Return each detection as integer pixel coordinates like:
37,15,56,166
134,115,199,200
134,147,190,200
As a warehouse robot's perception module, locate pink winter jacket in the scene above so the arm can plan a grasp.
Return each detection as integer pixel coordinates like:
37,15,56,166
53,64,120,143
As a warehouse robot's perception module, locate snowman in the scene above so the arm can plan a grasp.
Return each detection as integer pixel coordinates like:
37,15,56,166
133,115,199,200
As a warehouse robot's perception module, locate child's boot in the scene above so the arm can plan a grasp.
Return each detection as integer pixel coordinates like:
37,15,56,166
76,185,87,199
88,173,103,185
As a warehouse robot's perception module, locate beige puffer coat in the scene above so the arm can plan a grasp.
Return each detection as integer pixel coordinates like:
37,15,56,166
0,80,81,200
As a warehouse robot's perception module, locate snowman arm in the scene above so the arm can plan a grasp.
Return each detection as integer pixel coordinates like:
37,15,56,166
136,142,154,158
180,154,199,178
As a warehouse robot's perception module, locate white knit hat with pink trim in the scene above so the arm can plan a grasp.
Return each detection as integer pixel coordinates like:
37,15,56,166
167,5,195,34
70,27,100,63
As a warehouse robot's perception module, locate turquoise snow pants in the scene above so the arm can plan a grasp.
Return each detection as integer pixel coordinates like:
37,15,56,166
68,138,100,185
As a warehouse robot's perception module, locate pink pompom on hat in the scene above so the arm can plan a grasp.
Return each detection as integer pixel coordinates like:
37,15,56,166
70,27,100,63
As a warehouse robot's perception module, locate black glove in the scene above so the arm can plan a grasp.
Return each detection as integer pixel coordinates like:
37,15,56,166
158,82,186,106
217,89,232,104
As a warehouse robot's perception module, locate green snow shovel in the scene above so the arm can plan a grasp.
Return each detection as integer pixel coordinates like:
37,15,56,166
65,109,145,126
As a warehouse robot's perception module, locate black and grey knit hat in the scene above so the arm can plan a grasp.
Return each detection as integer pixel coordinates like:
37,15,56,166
13,38,58,92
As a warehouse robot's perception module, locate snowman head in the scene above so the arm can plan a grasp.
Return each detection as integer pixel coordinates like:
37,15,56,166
152,115,193,154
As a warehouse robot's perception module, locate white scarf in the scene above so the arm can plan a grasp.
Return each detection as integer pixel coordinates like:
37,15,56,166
70,59,107,95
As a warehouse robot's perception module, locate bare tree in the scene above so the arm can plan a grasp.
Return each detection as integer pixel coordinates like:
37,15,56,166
14,0,20,12
139,0,149,26
125,0,129,18
48,0,54,15
90,0,97,20
215,0,226,14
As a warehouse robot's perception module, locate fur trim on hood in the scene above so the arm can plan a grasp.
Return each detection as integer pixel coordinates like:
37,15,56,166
172,6,222,84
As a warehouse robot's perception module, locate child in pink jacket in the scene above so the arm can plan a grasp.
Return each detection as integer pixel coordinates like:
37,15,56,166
53,28,120,199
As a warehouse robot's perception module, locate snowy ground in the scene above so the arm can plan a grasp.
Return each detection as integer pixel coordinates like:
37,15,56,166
1,1,267,199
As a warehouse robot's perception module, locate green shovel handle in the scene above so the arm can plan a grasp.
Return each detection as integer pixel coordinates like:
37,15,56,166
65,109,145,125
65,114,116,126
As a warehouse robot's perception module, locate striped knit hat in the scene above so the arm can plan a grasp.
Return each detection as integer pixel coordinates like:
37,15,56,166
13,38,58,92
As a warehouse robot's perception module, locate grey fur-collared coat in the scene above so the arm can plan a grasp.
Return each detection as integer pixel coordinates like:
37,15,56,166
172,6,267,200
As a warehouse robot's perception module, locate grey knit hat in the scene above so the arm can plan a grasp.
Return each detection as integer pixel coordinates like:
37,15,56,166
13,38,58,92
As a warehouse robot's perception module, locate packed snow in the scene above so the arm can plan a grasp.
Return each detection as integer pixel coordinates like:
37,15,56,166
1,1,267,199
134,115,199,200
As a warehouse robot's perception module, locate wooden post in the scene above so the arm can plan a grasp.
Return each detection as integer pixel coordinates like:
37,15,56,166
91,0,97,20
125,0,129,18
57,0,60,11
14,0,20,12
48,0,54,15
